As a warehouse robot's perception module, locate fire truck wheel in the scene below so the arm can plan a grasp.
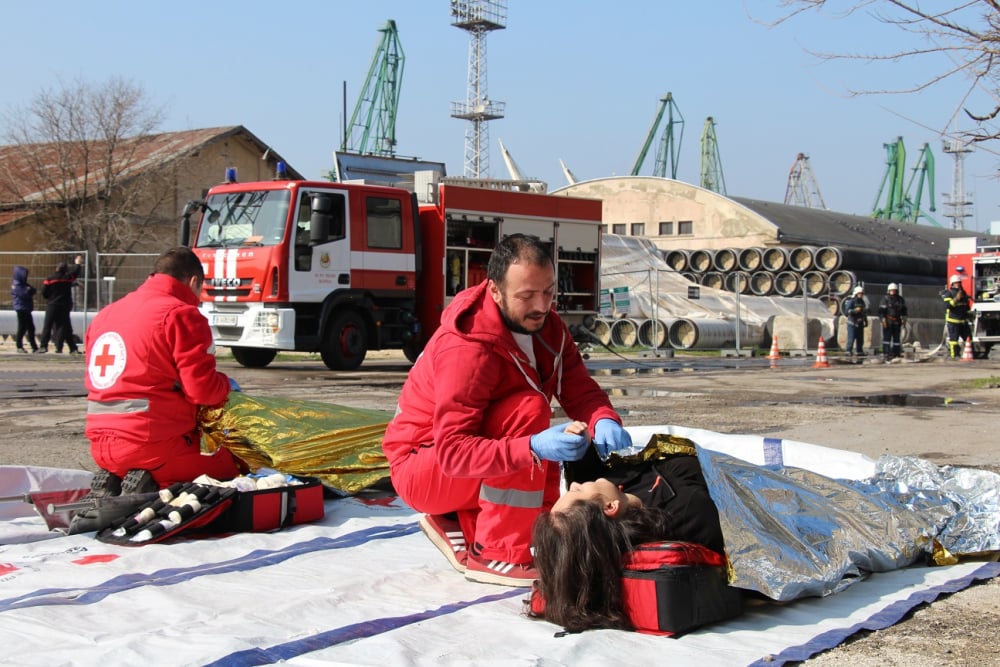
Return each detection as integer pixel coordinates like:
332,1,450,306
320,310,368,370
402,342,422,364
231,347,277,369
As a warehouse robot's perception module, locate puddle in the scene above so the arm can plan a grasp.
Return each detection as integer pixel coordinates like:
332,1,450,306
605,388,696,398
827,394,972,408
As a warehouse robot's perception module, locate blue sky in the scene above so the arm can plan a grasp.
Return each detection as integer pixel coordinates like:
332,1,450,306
5,1,1000,231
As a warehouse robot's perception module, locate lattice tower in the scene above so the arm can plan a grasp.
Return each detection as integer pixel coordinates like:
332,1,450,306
449,0,506,178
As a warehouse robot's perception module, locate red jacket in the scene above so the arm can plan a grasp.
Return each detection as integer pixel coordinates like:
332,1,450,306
85,273,230,444
382,280,621,478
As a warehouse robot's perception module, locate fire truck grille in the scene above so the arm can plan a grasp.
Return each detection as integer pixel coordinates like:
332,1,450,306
205,288,252,298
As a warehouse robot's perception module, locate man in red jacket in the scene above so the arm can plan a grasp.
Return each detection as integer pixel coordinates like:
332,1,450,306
84,246,243,492
382,234,631,586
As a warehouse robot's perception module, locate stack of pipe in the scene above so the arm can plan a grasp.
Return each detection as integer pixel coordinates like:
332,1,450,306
664,244,947,318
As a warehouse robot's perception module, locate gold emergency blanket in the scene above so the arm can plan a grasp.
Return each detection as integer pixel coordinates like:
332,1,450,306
198,393,392,496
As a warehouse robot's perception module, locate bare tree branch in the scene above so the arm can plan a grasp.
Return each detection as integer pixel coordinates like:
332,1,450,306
758,1,1000,141
1,76,168,255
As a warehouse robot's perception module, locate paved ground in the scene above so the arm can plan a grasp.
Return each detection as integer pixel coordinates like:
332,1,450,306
1,342,998,664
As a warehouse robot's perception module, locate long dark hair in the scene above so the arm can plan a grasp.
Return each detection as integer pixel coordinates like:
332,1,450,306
530,499,673,632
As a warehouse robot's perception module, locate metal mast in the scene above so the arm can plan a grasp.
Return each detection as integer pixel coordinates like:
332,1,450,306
449,0,506,179
941,136,973,230
341,20,405,156
699,117,726,195
631,93,684,179
784,153,827,209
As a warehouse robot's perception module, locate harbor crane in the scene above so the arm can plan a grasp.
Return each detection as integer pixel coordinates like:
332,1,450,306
700,117,726,195
340,20,406,157
631,92,684,179
784,153,827,209
872,136,939,226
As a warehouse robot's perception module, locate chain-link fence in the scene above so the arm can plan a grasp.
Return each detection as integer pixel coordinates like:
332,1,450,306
1,251,159,341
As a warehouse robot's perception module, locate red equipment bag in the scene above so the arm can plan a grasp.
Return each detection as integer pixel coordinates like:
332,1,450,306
95,477,325,546
211,476,325,533
621,541,744,636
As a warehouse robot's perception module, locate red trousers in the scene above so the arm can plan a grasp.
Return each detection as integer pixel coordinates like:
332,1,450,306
390,390,561,564
90,429,241,488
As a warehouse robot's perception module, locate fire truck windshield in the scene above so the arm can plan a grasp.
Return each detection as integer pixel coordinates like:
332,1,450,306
195,189,291,248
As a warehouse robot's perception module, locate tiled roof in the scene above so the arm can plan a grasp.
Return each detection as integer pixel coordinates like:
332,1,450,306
0,126,302,225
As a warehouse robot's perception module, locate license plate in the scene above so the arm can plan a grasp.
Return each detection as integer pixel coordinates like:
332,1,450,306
212,314,239,327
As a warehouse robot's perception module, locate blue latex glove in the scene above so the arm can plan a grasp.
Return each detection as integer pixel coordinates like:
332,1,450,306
228,377,242,392
529,422,589,462
593,419,632,459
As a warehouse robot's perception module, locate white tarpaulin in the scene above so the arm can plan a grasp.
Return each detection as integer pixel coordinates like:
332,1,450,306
1,428,997,666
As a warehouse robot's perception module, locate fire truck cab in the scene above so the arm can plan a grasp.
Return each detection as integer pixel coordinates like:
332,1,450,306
181,168,603,371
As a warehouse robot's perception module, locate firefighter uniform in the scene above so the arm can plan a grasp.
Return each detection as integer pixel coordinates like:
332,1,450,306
878,283,908,360
943,276,973,358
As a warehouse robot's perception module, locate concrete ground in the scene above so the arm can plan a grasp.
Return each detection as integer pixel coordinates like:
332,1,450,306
1,342,998,664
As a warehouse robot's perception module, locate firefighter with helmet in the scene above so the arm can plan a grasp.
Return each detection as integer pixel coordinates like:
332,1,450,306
844,285,869,358
878,283,908,360
943,274,973,358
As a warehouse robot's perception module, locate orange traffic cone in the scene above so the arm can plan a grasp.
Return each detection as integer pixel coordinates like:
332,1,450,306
767,335,780,360
961,338,974,362
813,337,830,368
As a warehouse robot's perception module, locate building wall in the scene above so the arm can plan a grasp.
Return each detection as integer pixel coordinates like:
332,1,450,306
1,129,287,253
554,176,780,251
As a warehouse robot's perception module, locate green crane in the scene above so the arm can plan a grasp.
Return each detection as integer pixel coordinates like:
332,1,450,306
630,93,684,179
700,117,726,195
341,19,405,156
871,137,938,225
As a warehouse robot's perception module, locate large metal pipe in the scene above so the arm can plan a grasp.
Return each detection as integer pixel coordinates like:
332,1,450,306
788,245,817,272
762,247,789,272
738,247,764,272
774,270,801,296
668,318,761,350
688,249,714,273
814,246,842,272
712,247,739,272
828,269,856,296
638,318,673,349
749,271,775,296
681,271,698,284
819,294,842,316
700,271,724,290
592,318,613,346
663,249,690,272
610,318,640,347
725,271,751,294
835,248,942,277
803,270,828,297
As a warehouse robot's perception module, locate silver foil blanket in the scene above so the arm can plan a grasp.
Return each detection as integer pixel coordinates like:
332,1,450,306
696,446,999,602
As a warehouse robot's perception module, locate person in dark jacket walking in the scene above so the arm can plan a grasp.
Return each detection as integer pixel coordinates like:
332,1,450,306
38,255,83,354
878,283,908,360
11,265,39,353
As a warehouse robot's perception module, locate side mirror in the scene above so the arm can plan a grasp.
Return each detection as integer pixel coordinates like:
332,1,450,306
310,195,332,244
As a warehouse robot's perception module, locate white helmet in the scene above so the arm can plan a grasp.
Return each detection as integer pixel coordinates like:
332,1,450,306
887,283,898,292
852,285,864,296
950,275,962,286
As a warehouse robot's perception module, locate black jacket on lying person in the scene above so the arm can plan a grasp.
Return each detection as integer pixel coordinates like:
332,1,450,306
563,440,725,554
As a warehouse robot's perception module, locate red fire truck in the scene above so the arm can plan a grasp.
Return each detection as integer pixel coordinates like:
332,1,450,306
180,170,603,370
947,236,1000,358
